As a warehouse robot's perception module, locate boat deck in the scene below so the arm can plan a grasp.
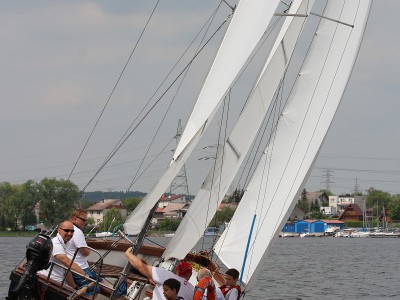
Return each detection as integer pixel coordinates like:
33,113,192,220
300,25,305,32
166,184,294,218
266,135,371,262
10,239,224,299
10,259,150,300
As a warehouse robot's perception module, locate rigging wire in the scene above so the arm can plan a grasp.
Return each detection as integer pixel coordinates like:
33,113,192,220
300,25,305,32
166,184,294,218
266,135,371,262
199,89,231,256
67,0,161,181
100,4,225,179
123,135,177,196
231,15,284,192
195,14,286,261
122,4,223,197
195,14,287,258
81,8,232,193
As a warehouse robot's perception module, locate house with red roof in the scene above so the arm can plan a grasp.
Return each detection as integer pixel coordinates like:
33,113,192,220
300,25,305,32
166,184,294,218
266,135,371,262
87,199,127,224
338,203,363,222
158,194,187,208
151,202,189,224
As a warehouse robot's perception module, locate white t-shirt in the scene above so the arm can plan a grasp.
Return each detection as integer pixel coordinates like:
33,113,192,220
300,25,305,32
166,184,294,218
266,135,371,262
151,267,194,300
66,225,89,269
38,234,68,283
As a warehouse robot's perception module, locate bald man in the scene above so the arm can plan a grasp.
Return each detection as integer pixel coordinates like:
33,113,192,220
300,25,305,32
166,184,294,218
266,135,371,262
39,220,87,288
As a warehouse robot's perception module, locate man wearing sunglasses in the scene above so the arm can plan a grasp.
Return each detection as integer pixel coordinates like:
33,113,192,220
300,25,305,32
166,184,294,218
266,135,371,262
39,220,87,288
66,209,105,294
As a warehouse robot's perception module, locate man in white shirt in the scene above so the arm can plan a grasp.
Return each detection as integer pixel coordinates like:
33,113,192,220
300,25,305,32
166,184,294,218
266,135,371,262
66,209,104,294
39,220,87,288
125,247,195,300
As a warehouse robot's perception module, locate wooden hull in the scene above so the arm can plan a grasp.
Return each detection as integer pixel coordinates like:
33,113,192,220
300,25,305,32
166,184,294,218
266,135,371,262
8,239,224,300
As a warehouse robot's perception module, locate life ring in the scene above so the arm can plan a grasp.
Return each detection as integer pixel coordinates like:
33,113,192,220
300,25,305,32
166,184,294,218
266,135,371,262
193,276,216,300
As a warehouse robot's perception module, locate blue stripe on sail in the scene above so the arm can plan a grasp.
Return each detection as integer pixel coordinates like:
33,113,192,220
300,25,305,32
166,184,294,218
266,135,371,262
240,214,256,283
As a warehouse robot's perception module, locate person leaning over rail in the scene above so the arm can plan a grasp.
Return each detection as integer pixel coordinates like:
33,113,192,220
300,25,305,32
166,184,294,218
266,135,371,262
66,208,107,295
219,268,241,300
125,246,195,300
38,220,88,288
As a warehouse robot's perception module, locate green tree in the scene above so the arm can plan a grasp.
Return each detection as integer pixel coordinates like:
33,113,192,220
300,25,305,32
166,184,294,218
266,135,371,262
319,189,333,196
389,194,400,222
159,218,181,231
310,199,320,212
0,182,14,229
2,184,20,230
366,188,391,210
309,210,326,220
232,188,244,203
123,197,141,213
17,180,41,228
101,207,123,232
210,206,235,226
0,181,38,230
38,178,81,226
297,188,309,213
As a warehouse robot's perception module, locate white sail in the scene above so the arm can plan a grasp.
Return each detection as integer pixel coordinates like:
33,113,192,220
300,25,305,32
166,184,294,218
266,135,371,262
172,0,281,161
124,0,281,235
162,0,314,260
214,0,371,291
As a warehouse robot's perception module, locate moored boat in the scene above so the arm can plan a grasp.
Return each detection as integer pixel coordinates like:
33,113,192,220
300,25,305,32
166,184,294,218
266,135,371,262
163,233,175,238
95,232,114,238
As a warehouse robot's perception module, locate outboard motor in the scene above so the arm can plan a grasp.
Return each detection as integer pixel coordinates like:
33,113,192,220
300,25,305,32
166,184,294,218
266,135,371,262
8,234,53,300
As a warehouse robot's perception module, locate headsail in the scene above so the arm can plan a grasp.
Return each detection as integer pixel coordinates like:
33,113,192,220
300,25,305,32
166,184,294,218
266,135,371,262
214,0,371,291
162,0,314,260
124,0,281,235
172,0,282,161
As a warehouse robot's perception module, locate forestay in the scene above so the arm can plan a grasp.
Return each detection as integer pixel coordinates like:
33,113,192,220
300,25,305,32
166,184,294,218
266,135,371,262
214,0,371,292
124,0,281,235
162,0,314,261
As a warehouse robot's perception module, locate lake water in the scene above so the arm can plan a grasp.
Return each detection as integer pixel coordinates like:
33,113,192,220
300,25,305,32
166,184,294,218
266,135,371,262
1,236,399,299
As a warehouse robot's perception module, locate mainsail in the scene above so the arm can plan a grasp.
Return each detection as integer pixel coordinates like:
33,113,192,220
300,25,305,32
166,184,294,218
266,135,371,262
162,0,314,260
214,0,371,292
124,0,281,235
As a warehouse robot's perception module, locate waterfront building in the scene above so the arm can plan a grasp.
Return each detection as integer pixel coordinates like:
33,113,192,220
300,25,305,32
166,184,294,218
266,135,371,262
282,219,345,234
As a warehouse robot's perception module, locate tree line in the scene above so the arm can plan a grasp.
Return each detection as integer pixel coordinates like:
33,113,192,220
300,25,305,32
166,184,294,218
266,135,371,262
0,179,80,230
0,178,239,233
0,178,148,232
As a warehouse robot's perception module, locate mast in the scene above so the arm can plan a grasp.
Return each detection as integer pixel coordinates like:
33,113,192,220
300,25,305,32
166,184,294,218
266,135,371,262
110,203,158,300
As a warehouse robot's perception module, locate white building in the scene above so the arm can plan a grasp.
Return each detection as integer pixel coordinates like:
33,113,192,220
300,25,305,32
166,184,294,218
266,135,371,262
86,199,127,224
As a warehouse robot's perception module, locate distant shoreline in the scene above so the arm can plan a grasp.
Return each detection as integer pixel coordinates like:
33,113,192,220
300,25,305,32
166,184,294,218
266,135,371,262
0,230,169,238
0,231,38,237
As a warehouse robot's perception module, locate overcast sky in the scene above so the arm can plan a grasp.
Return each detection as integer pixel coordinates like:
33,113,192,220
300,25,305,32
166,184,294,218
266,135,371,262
1,1,399,196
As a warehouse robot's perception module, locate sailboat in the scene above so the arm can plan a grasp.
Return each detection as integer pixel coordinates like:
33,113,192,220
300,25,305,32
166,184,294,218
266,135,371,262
8,0,371,299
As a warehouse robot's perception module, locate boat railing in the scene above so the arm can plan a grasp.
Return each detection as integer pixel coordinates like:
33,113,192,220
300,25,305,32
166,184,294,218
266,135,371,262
44,246,116,299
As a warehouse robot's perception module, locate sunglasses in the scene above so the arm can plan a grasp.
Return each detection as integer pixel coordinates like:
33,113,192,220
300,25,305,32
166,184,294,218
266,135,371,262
59,228,75,233
77,216,88,222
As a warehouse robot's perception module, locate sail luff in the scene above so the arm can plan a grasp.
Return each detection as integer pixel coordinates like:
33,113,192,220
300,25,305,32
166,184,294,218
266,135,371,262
214,0,372,291
124,0,281,235
162,0,313,260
